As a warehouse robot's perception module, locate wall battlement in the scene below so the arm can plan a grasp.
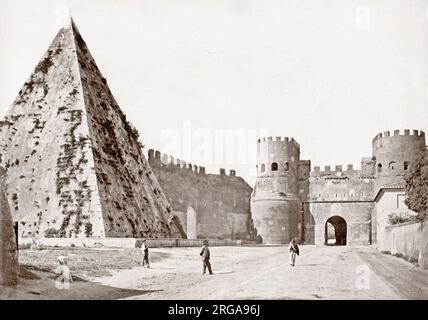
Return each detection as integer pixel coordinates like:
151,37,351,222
311,164,361,177
257,136,300,150
372,129,425,147
148,149,237,177
310,156,377,178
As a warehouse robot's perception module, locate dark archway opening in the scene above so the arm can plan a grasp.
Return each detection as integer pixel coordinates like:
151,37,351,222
325,216,347,246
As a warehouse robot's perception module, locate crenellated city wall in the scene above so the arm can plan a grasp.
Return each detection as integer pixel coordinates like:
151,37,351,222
148,149,255,240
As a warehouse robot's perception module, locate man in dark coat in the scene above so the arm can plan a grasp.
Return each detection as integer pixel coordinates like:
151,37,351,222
200,240,213,275
289,238,300,267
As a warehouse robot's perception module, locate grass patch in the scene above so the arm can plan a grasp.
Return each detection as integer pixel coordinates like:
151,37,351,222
19,247,170,278
384,251,420,266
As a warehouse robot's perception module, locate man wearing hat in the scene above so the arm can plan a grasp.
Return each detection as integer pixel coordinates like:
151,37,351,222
200,240,213,275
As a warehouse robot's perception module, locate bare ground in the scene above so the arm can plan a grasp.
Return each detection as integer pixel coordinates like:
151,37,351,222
5,245,428,300
93,245,428,300
0,266,148,300
356,249,428,299
1,247,162,299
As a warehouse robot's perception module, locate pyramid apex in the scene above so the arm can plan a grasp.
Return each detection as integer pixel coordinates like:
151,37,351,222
55,5,73,30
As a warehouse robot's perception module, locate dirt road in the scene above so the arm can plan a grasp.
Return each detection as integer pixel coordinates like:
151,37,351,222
93,245,427,299
356,249,428,299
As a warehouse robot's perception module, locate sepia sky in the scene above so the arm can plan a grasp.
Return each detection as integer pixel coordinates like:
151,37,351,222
1,0,428,186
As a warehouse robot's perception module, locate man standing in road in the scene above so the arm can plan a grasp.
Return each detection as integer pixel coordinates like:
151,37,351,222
200,240,213,275
289,238,300,266
141,239,150,268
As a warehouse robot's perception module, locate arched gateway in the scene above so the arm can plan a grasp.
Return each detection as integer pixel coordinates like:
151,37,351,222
325,215,347,245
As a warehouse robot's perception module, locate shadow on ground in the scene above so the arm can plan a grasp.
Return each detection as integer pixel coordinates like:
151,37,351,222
0,266,158,300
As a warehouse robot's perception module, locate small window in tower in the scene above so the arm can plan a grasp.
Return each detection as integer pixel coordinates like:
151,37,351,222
271,162,278,171
388,162,396,170
261,164,265,173
404,161,409,171
284,162,289,171
377,163,382,173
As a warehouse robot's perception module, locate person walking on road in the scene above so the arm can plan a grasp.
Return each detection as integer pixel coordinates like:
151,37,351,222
289,238,300,266
200,240,213,275
141,239,150,268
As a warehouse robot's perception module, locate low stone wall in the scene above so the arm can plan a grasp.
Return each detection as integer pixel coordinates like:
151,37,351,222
144,238,246,248
19,237,137,248
382,218,428,269
19,237,251,249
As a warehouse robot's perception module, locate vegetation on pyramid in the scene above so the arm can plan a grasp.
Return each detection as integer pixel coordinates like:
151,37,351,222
0,18,181,239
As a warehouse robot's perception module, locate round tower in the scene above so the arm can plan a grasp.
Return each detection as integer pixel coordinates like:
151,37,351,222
372,129,426,190
251,136,302,244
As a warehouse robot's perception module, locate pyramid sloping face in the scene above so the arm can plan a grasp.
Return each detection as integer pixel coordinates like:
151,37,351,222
0,19,181,239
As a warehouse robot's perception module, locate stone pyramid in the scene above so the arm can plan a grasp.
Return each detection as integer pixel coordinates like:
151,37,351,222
0,17,181,239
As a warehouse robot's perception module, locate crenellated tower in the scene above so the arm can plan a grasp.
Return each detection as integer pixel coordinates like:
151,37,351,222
251,137,309,244
372,129,426,191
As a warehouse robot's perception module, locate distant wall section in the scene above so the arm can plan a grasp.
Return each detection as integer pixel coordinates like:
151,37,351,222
148,149,255,240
